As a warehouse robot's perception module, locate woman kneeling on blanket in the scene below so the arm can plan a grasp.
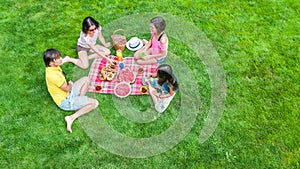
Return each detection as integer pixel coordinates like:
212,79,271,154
144,64,179,113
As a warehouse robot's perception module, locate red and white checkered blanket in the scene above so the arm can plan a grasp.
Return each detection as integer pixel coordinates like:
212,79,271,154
88,56,158,95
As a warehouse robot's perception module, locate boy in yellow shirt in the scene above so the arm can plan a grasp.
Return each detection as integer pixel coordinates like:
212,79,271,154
43,48,98,133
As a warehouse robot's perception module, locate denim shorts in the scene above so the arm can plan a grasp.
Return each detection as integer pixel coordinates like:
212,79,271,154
58,84,89,111
157,57,166,63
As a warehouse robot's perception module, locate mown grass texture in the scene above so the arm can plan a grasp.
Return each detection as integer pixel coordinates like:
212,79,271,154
0,0,299,168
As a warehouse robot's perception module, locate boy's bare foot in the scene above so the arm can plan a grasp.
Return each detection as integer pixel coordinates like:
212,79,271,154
64,116,74,133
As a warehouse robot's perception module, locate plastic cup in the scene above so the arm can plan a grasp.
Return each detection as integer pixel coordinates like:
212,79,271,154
116,50,123,61
140,51,146,58
119,62,125,69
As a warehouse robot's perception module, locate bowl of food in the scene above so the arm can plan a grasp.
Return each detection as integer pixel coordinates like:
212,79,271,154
114,82,131,98
94,84,102,92
140,86,148,94
137,66,144,74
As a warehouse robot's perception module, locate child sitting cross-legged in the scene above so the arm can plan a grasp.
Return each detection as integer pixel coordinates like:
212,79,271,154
143,64,179,113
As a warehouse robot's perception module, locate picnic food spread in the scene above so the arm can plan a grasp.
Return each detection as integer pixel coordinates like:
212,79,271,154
88,56,159,95
98,64,117,81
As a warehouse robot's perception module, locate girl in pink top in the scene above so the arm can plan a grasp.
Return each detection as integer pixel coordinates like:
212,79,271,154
134,16,168,65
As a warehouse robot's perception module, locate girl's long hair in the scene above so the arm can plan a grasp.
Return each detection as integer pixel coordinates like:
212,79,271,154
157,65,178,91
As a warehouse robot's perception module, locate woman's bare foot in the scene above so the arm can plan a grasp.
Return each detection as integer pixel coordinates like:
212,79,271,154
64,116,74,133
62,56,71,64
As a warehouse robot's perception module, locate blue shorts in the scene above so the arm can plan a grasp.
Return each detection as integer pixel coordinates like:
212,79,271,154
157,57,166,63
58,84,89,111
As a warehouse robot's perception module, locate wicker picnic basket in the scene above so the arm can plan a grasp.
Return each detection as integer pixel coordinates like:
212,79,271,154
111,29,126,51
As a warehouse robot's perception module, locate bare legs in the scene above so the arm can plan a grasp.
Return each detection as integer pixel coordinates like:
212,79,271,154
64,77,99,133
64,98,98,133
148,83,161,105
89,45,111,59
63,45,111,69
134,46,146,60
134,46,158,65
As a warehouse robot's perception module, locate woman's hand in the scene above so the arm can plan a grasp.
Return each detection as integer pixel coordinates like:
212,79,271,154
106,58,114,65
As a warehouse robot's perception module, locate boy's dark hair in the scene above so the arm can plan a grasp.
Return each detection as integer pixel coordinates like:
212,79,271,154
82,16,100,34
151,16,166,34
43,48,61,67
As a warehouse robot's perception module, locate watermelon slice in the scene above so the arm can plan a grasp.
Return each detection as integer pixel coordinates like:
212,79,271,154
114,82,131,98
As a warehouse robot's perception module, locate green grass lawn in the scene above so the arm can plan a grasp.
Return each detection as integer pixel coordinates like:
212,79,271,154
0,0,299,168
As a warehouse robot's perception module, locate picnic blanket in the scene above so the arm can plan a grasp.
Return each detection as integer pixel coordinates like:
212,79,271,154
88,56,158,95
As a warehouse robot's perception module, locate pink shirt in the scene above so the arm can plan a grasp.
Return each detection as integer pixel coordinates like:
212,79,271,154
150,32,168,60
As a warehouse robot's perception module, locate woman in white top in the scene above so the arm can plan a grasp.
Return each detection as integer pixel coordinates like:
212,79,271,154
63,16,113,69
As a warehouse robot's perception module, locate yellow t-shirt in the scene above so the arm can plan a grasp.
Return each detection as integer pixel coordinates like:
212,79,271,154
46,66,68,105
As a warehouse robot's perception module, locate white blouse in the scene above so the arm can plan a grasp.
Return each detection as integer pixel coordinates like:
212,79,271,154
77,26,102,48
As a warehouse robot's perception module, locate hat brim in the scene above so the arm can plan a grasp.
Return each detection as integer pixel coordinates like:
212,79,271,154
126,39,144,51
